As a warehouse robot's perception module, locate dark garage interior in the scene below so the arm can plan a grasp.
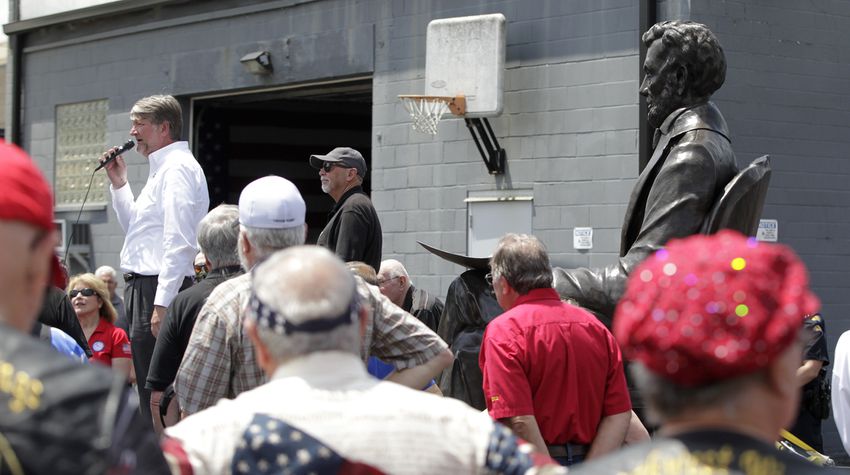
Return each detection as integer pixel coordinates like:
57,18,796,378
191,78,372,244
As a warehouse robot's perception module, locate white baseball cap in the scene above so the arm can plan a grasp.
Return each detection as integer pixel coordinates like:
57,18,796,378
238,176,306,229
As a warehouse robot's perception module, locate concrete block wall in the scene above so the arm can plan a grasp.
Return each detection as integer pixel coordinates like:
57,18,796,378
673,0,850,459
20,0,641,300
372,0,640,297
19,0,379,277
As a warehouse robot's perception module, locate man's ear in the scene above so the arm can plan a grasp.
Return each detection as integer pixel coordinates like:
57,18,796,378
347,169,359,184
675,64,688,96
31,230,58,290
240,229,252,257
159,120,171,138
245,318,272,372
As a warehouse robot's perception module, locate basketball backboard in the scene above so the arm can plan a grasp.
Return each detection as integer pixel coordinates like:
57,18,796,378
425,13,506,118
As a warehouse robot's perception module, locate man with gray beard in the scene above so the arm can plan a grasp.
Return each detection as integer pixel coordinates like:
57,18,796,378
553,20,739,326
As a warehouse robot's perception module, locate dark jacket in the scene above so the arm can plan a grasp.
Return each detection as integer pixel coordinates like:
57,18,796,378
554,102,738,325
35,286,92,357
0,323,168,474
404,285,444,334
317,186,382,271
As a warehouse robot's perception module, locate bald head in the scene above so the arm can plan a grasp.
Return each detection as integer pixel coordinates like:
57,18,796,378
249,246,361,365
377,259,411,307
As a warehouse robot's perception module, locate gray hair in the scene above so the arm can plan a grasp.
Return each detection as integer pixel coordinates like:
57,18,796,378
630,362,764,424
197,204,240,268
642,20,726,100
378,259,409,279
490,233,553,294
241,223,306,263
251,246,360,362
94,265,117,279
130,95,183,141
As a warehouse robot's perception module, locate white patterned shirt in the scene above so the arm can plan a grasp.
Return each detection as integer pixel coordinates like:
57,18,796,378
165,352,562,475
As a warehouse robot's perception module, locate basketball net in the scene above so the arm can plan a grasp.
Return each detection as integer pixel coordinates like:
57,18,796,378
400,97,450,135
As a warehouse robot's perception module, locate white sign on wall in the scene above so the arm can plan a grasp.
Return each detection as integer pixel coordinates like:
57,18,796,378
757,219,778,242
573,227,593,250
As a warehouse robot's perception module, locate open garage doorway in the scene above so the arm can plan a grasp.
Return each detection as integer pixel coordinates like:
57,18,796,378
191,78,372,244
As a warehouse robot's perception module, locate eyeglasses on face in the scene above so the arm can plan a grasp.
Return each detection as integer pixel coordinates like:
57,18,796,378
377,275,400,286
70,288,97,298
321,161,351,173
485,273,494,286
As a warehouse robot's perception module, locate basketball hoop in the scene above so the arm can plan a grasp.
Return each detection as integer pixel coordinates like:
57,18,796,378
399,95,466,135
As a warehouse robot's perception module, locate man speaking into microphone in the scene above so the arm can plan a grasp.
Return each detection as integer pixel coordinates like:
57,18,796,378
100,94,209,427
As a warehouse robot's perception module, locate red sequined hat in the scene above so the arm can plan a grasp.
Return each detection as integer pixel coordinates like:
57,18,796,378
614,230,819,387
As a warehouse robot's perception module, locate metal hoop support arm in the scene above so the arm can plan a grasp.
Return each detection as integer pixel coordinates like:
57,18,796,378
464,118,506,175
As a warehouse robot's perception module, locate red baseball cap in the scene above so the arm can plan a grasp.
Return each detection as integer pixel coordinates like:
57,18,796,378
0,140,64,288
614,230,819,387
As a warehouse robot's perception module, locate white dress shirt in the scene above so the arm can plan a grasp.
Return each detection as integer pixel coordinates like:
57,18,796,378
110,141,209,307
166,352,559,474
833,330,850,455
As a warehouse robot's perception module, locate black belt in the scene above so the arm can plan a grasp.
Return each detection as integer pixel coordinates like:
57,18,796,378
123,272,157,282
547,443,589,458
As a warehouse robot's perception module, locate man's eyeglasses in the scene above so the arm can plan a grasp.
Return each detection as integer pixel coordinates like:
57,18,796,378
322,161,349,173
70,288,97,298
485,273,494,286
377,276,400,286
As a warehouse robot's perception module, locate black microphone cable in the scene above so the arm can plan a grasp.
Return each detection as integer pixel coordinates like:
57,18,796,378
62,140,134,266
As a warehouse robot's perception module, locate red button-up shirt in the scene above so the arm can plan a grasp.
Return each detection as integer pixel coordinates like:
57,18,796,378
480,287,631,445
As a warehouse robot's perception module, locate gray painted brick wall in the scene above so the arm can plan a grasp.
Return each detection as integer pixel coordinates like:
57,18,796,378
373,0,639,295
676,0,850,459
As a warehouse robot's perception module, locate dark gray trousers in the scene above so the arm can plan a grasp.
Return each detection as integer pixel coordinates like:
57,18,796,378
125,274,192,428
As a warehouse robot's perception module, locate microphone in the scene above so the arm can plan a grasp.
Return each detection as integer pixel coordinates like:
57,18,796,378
95,139,135,171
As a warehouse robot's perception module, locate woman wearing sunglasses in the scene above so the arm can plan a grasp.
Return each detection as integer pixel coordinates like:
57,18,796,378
68,273,133,381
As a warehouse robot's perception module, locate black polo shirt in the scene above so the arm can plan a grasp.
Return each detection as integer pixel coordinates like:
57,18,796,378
317,185,382,271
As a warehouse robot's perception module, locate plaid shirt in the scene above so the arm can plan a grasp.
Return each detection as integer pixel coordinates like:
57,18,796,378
175,274,448,415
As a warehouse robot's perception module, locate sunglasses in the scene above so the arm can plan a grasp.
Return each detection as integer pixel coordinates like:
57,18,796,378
321,162,350,173
69,288,97,298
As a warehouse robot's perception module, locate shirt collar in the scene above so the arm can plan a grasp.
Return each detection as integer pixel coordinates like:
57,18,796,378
270,351,367,383
513,287,562,307
330,185,365,214
658,106,689,135
401,285,414,312
147,141,189,176
92,317,113,335
206,264,244,280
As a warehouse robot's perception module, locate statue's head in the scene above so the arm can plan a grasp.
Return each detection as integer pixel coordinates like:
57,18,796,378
640,21,726,129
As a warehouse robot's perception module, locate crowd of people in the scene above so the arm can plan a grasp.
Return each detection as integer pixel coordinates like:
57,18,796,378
0,18,845,475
